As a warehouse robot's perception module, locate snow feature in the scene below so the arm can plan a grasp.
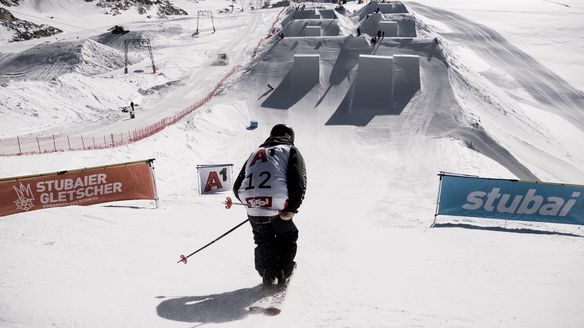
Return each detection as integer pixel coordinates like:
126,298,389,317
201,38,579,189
351,54,394,112
358,12,417,38
0,39,143,81
282,19,341,37
357,0,409,20
0,1,584,327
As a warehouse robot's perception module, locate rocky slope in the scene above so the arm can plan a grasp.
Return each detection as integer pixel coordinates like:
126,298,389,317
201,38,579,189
0,0,188,42
0,7,62,42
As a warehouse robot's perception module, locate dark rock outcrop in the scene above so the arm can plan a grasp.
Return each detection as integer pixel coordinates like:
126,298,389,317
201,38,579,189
0,8,63,42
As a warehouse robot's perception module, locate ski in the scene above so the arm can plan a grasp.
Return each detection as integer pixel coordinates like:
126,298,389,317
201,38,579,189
247,268,295,316
248,305,283,316
247,285,289,316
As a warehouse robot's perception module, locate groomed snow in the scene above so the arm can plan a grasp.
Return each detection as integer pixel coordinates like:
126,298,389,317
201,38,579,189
0,1,583,327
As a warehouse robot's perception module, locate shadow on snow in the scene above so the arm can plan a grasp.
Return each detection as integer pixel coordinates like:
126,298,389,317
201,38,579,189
433,222,584,238
156,284,276,324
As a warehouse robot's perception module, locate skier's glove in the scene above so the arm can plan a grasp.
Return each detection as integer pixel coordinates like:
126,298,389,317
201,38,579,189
279,211,295,221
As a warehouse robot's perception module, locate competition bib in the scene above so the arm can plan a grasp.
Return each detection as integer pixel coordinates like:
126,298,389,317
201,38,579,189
238,144,291,216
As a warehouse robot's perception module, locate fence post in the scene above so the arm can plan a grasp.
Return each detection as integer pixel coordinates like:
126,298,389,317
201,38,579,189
67,135,71,150
36,137,41,153
103,135,107,148
17,136,22,155
93,136,96,149
111,134,115,147
52,134,57,152
81,135,86,150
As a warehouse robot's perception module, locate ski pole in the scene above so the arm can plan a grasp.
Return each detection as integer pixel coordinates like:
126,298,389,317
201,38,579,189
177,217,249,264
223,196,249,209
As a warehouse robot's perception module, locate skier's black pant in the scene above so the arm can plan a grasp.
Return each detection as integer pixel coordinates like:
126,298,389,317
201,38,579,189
248,215,298,279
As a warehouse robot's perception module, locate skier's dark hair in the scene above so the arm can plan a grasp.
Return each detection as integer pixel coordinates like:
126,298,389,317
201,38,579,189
270,124,295,143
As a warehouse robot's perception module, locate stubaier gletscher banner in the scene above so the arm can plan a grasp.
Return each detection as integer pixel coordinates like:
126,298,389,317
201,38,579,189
0,160,157,217
436,172,584,226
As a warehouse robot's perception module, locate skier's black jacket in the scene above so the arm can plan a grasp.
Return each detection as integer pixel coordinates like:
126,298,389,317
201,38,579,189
233,136,307,213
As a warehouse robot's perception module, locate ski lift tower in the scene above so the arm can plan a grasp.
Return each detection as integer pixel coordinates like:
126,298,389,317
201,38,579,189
124,38,156,74
193,10,215,36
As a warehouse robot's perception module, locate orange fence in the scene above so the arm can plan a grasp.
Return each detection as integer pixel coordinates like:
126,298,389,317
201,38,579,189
0,65,241,156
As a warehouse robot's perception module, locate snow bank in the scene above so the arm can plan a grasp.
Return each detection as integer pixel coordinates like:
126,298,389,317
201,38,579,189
0,39,143,81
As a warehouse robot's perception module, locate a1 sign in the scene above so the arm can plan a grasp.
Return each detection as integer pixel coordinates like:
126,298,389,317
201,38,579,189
196,164,233,194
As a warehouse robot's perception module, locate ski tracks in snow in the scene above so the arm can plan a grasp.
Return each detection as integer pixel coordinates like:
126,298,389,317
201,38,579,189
408,2,584,131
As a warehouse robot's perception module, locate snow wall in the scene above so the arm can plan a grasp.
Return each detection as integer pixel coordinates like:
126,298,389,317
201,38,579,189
292,9,320,20
318,9,335,19
351,54,420,113
292,54,320,90
358,1,408,20
304,26,321,37
359,13,416,37
378,21,398,37
284,19,340,37
351,54,393,112
394,54,420,91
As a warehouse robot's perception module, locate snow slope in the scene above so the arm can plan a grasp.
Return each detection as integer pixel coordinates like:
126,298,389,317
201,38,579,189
0,1,583,327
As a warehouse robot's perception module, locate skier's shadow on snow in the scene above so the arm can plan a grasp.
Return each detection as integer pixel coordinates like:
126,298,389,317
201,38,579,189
156,285,275,324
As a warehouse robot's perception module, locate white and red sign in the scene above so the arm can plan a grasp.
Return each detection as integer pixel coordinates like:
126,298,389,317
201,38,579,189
197,164,233,194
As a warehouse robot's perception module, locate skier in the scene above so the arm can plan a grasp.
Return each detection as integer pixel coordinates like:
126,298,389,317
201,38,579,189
130,101,135,119
233,124,307,287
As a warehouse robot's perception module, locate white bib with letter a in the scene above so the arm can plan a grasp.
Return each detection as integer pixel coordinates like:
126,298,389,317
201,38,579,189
238,144,290,216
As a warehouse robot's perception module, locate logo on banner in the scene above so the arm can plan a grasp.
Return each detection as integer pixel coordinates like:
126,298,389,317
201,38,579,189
436,173,584,226
463,188,581,217
0,160,157,218
13,183,35,211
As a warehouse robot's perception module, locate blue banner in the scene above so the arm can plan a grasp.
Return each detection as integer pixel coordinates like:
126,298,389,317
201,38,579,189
437,173,584,226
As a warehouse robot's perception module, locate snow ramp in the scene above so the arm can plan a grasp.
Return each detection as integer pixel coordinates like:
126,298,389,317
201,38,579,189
239,13,538,180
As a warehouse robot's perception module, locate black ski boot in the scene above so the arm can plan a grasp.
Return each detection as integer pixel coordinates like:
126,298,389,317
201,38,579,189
262,269,277,288
277,262,297,287
276,269,287,287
